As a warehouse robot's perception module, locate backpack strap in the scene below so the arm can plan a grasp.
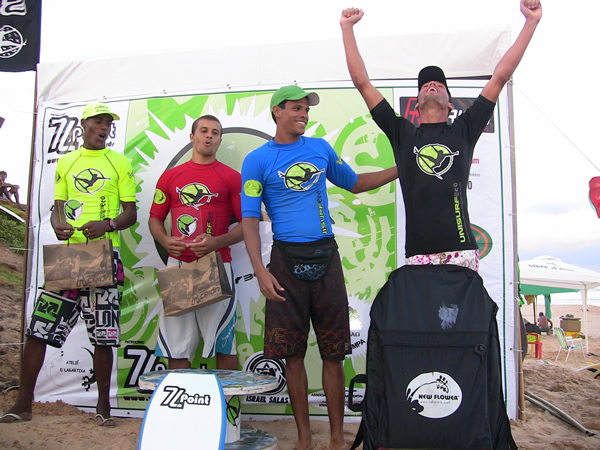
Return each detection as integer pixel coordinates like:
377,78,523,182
350,418,365,450
348,374,367,449
347,374,367,412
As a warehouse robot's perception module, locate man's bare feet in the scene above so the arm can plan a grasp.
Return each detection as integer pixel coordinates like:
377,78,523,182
328,437,348,450
294,436,313,450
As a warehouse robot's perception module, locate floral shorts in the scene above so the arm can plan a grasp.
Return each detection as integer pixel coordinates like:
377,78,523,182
405,249,479,272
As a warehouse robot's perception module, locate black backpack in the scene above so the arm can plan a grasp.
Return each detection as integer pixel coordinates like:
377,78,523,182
349,264,517,449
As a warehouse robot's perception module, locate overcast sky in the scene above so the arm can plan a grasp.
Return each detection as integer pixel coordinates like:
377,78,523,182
1,0,599,271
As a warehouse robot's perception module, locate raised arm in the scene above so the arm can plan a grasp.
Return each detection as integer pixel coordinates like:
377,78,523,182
481,0,542,103
340,8,384,111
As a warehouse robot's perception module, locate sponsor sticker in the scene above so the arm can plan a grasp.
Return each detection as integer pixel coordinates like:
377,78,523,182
406,371,462,419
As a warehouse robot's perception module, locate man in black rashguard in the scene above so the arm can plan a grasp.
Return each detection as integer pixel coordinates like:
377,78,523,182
341,0,542,270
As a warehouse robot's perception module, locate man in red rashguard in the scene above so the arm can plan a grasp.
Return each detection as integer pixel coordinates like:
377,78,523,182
149,115,242,371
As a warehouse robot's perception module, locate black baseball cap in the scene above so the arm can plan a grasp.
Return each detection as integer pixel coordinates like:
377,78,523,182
418,66,451,99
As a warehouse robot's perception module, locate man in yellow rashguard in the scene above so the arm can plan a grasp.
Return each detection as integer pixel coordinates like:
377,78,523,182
0,102,137,427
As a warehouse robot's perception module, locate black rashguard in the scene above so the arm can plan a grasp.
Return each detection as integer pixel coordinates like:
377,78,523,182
371,95,495,258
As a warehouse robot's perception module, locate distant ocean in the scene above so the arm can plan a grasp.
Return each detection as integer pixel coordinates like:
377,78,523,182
536,289,600,307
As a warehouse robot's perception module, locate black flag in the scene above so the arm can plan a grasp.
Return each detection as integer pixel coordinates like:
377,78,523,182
0,0,41,72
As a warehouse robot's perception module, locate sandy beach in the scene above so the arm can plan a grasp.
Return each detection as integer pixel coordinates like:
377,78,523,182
1,239,600,448
0,303,598,448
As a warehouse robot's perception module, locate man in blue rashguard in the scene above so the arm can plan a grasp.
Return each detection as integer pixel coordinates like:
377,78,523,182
241,85,397,450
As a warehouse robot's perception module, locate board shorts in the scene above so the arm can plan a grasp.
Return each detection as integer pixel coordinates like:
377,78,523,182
264,239,351,361
155,257,237,361
406,249,479,272
26,250,123,348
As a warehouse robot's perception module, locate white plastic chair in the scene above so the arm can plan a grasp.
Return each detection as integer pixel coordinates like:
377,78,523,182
555,327,586,362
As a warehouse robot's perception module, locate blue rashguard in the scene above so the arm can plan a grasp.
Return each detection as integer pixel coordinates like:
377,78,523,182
241,136,358,242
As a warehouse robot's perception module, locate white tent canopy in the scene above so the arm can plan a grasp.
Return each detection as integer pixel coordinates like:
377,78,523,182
519,255,600,353
36,26,511,105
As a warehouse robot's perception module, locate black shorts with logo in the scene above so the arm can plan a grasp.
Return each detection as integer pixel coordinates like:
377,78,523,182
264,239,351,361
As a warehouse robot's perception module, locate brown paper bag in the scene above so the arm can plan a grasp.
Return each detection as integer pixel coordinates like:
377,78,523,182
157,251,233,317
43,239,115,291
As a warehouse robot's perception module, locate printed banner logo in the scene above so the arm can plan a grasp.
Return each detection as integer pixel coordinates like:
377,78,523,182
400,96,495,132
0,24,25,59
226,395,241,426
45,112,117,161
471,223,493,259
1,0,27,15
244,352,287,395
0,0,41,72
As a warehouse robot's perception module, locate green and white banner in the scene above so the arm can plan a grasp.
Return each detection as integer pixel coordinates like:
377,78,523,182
28,83,515,419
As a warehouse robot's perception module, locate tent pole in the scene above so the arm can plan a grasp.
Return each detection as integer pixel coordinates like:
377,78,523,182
20,69,39,371
517,315,526,421
518,354,525,421
582,290,589,355
508,78,521,421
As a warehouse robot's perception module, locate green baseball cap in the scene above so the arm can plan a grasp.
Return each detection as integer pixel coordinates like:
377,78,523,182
82,102,120,120
270,85,320,109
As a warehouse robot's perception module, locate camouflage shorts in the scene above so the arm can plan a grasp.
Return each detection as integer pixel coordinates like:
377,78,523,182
27,251,123,347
